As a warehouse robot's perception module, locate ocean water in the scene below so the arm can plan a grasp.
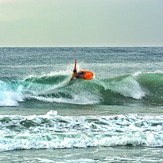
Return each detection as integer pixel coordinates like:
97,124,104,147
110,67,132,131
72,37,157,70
0,47,163,162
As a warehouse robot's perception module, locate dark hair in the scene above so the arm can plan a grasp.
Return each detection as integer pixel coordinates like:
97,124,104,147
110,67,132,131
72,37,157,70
73,69,77,73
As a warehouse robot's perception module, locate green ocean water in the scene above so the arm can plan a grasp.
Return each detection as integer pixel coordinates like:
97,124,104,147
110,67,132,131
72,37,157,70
0,47,163,162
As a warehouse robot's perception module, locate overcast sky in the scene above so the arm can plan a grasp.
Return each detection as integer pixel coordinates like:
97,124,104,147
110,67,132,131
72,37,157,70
0,0,163,47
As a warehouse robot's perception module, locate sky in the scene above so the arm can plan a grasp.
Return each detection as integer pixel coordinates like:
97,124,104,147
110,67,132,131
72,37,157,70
0,0,163,47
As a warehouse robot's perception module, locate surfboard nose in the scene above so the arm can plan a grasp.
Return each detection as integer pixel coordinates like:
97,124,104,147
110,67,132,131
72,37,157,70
83,71,94,80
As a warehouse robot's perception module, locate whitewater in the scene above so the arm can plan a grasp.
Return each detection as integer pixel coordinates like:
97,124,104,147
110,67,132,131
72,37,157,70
0,47,163,162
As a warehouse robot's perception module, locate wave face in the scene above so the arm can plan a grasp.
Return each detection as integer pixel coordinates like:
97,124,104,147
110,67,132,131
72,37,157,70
0,72,162,106
0,110,163,151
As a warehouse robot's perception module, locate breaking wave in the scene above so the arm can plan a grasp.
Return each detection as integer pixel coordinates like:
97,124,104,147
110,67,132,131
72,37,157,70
0,71,162,106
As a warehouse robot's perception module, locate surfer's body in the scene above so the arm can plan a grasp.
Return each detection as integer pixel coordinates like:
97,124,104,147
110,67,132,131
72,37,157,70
70,59,85,81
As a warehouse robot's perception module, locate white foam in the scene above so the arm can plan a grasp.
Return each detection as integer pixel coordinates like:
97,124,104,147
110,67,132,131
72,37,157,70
0,113,163,151
30,93,99,105
133,71,142,77
0,81,24,106
35,158,54,163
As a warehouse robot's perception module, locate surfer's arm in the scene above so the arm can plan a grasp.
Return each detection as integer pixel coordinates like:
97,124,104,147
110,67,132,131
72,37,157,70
70,59,77,82
73,59,77,71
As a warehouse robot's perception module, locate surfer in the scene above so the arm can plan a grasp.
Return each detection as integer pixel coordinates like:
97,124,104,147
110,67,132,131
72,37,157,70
70,59,85,81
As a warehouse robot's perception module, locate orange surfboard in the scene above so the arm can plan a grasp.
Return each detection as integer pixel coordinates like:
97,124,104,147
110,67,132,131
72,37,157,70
82,71,94,80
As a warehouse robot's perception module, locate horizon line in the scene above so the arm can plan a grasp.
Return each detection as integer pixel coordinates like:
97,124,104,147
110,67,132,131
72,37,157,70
0,45,163,48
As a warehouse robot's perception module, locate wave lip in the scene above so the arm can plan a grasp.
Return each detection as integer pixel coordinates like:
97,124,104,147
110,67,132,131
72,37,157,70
104,75,145,99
